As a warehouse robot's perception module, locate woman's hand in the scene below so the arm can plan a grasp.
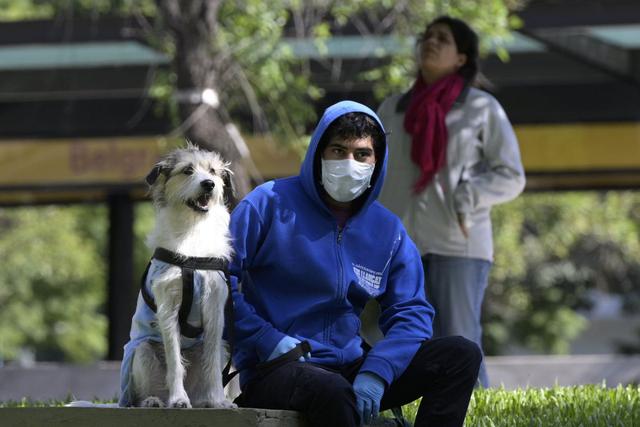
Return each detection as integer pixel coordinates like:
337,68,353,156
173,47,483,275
457,212,469,239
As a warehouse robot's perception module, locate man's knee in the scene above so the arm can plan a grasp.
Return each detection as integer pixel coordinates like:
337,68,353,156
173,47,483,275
306,367,355,402
288,365,354,404
291,366,358,426
447,335,482,376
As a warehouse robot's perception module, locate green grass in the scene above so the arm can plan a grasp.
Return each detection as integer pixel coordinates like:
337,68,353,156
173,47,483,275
0,398,70,408
398,385,640,427
3,385,640,426
0,395,115,408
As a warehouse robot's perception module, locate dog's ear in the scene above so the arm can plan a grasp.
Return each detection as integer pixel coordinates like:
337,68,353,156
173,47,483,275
145,165,162,186
145,161,170,186
222,168,237,210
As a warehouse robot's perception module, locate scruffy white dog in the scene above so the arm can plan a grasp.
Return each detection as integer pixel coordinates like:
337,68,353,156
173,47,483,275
119,144,237,409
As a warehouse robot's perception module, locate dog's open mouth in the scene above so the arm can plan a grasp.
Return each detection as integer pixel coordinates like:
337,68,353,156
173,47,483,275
186,193,211,212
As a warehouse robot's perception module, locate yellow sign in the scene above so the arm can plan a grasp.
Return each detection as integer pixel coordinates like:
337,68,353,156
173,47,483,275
0,135,303,205
517,122,640,171
0,137,167,187
1,122,639,204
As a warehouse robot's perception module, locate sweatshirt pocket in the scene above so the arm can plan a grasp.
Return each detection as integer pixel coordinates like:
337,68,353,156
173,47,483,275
331,313,360,348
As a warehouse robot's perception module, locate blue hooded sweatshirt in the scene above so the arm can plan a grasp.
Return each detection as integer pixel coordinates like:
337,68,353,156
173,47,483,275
229,100,434,388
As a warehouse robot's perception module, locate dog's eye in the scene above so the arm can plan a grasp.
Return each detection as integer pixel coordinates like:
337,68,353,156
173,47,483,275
210,168,216,175
183,166,194,175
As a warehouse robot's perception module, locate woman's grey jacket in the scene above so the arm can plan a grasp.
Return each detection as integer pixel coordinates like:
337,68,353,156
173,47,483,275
377,87,525,261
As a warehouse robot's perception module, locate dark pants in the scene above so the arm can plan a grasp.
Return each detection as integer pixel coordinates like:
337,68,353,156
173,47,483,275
236,336,481,427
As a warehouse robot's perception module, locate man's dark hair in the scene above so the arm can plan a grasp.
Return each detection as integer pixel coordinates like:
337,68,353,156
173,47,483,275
313,112,386,204
317,112,385,162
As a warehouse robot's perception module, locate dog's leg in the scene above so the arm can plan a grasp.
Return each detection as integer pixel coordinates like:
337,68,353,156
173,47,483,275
154,278,192,408
131,341,167,407
193,274,236,409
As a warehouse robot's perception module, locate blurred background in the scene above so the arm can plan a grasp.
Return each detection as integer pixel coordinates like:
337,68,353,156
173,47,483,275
0,0,639,397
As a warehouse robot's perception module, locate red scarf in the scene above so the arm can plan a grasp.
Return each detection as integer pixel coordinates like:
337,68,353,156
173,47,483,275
403,73,464,193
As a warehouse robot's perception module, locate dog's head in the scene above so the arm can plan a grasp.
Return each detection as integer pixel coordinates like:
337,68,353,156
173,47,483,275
145,144,234,214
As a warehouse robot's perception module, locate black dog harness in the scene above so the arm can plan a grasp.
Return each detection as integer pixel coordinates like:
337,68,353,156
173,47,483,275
140,247,232,339
139,247,313,387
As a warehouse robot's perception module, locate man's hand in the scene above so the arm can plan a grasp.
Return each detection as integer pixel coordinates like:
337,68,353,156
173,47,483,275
353,372,385,425
268,335,306,362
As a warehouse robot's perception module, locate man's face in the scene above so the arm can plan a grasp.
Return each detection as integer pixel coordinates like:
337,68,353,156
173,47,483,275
322,136,376,165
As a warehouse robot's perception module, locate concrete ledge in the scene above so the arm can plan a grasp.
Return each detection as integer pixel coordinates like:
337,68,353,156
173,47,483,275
0,362,121,401
0,407,307,427
488,354,640,389
2,354,640,402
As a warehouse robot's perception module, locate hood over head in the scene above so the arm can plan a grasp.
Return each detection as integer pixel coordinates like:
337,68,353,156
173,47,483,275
300,100,387,213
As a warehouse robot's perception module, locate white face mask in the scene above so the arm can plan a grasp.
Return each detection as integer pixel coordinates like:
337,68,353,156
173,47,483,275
321,159,375,202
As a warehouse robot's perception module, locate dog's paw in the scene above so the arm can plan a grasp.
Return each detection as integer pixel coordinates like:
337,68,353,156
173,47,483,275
194,399,237,409
140,396,165,408
168,397,192,408
217,399,238,409
168,387,192,408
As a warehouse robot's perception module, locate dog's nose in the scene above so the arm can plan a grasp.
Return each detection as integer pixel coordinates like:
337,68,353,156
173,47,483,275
201,180,215,191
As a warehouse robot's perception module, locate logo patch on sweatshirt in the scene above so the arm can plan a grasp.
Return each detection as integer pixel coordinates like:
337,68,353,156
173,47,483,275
352,263,383,296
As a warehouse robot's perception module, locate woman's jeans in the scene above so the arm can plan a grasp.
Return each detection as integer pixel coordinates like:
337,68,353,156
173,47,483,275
422,253,491,388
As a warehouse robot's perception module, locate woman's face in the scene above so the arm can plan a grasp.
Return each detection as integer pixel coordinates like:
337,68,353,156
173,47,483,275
418,22,467,83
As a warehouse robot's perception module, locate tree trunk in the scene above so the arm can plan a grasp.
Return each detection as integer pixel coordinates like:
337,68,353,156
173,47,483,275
156,0,251,202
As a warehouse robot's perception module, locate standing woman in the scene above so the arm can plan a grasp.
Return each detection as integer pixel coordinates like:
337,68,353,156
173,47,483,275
377,16,525,387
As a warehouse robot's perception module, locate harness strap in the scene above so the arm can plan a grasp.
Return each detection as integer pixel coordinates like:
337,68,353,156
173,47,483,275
255,340,312,378
153,247,229,271
222,359,238,387
140,261,156,312
224,271,234,349
178,267,201,338
140,247,231,339
223,340,313,387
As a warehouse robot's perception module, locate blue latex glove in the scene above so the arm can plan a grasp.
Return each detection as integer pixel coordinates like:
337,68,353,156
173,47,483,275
268,335,306,362
353,372,385,425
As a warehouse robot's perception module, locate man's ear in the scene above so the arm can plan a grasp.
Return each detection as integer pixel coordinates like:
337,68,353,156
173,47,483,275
222,169,237,210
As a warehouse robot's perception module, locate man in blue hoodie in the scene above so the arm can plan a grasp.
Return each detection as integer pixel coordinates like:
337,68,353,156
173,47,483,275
229,101,481,427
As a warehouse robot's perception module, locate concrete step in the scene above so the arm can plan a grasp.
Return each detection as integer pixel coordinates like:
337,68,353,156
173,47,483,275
2,407,305,427
0,407,402,427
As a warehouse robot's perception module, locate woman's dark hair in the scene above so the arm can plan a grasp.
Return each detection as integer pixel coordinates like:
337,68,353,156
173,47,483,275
422,15,480,82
